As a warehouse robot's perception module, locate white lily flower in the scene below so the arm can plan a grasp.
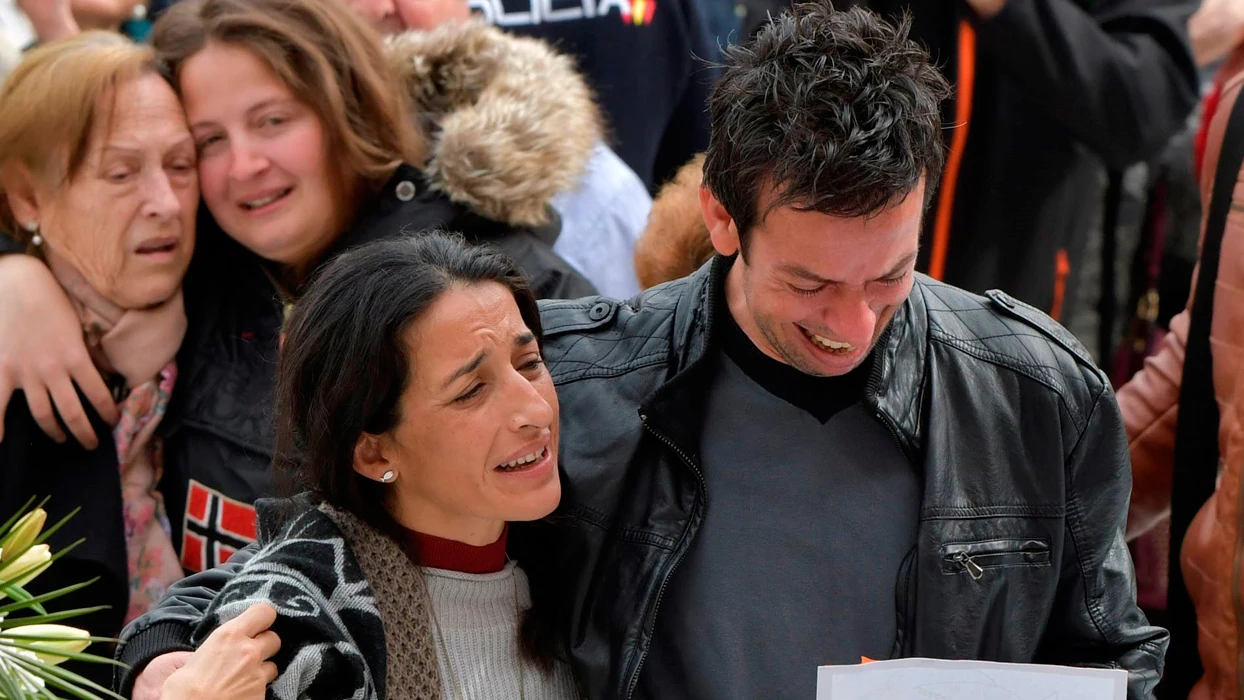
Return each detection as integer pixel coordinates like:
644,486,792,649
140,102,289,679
0,510,46,564
0,544,51,588
2,625,92,665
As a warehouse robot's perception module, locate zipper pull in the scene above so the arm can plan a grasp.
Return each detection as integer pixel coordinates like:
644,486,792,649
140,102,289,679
952,552,984,580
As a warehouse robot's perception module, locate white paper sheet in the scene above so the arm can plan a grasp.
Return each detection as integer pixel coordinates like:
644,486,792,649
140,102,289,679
816,658,1127,700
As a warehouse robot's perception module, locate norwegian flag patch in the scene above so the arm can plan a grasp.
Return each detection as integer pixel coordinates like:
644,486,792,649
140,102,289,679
181,480,258,572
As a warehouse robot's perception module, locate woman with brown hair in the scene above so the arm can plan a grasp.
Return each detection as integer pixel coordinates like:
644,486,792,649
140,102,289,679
0,0,598,591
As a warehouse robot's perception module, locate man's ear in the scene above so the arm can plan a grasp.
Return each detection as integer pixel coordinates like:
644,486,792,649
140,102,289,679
352,432,392,483
700,186,741,257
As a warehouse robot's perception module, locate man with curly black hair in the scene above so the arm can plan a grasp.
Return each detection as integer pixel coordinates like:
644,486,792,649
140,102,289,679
119,4,1166,700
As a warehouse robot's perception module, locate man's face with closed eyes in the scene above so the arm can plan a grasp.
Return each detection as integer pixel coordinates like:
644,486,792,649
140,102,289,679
702,180,925,377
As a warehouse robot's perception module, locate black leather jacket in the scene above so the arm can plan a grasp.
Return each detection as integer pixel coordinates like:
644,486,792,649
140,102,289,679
119,258,1166,698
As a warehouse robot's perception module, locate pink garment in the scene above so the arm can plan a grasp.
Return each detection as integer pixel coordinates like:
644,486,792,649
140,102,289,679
45,250,186,623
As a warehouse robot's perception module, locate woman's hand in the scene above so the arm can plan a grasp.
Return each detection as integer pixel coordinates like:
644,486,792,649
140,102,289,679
158,604,282,700
0,255,118,448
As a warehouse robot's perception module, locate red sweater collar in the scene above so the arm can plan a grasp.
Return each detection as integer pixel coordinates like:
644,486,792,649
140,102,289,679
403,524,508,574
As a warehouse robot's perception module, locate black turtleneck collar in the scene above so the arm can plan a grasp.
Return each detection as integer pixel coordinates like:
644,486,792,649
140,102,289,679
713,258,873,424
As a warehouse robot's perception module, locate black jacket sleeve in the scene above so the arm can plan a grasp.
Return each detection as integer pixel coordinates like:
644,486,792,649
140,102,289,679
113,544,257,695
1034,382,1169,699
971,0,1200,169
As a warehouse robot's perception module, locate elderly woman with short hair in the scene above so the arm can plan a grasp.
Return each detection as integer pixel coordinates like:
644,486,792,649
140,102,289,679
0,31,205,686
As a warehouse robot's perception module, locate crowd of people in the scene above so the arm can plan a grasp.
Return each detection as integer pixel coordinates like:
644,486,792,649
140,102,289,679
0,0,1241,698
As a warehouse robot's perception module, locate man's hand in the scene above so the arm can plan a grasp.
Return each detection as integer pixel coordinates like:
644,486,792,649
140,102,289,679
963,0,1007,20
1189,0,1244,66
0,255,117,448
158,604,282,700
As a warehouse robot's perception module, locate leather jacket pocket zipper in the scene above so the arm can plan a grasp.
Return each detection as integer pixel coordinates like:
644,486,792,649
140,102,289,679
942,539,1052,581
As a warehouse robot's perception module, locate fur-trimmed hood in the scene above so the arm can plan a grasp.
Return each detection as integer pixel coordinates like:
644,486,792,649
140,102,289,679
386,22,603,228
634,154,715,289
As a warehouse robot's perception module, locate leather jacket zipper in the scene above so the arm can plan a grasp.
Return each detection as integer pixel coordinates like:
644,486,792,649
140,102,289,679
863,332,917,465
948,552,985,580
625,415,706,700
942,540,1051,581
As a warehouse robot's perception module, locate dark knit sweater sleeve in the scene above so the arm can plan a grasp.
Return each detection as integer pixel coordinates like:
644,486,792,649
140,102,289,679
114,622,196,696
190,511,388,700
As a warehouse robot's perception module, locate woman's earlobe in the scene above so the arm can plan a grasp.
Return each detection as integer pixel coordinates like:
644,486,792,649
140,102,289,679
2,166,41,231
352,432,392,483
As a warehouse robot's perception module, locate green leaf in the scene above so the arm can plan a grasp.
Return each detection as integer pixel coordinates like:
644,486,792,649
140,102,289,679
0,539,87,591
8,663,103,700
1,586,47,616
31,509,81,550
0,496,37,542
9,650,126,700
0,608,112,629
2,641,125,668
37,541,84,572
0,636,115,646
0,580,101,616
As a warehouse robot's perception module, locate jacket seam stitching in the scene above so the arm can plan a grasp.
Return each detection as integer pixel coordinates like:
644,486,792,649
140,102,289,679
561,504,610,530
982,290,1097,369
929,334,1088,430
922,505,1065,519
555,508,676,549
618,528,677,550
1062,384,1118,645
550,355,669,385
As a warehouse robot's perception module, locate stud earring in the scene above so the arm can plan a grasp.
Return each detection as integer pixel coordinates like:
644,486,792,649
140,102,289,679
24,221,41,247
380,470,396,483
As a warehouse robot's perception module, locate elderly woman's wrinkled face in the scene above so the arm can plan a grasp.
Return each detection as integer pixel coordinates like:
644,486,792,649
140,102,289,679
35,73,198,308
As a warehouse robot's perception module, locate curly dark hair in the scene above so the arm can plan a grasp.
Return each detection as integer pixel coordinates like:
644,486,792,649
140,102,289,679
704,2,951,246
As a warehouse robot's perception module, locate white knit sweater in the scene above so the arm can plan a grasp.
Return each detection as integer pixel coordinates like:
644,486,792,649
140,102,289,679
422,562,579,700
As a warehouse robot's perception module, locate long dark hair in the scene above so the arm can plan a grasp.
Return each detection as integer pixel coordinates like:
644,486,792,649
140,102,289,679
274,232,559,662
274,231,542,532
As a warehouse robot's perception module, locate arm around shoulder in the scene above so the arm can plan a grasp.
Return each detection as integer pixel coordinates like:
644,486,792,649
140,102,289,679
114,545,259,696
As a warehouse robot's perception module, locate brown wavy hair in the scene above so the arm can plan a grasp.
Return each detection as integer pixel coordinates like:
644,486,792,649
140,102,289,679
152,0,425,193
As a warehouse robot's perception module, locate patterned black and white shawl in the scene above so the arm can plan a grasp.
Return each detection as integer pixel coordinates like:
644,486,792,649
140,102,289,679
190,495,442,700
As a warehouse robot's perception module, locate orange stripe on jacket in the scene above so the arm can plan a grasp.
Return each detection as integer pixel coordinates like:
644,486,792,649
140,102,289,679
1050,248,1070,322
928,20,976,281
